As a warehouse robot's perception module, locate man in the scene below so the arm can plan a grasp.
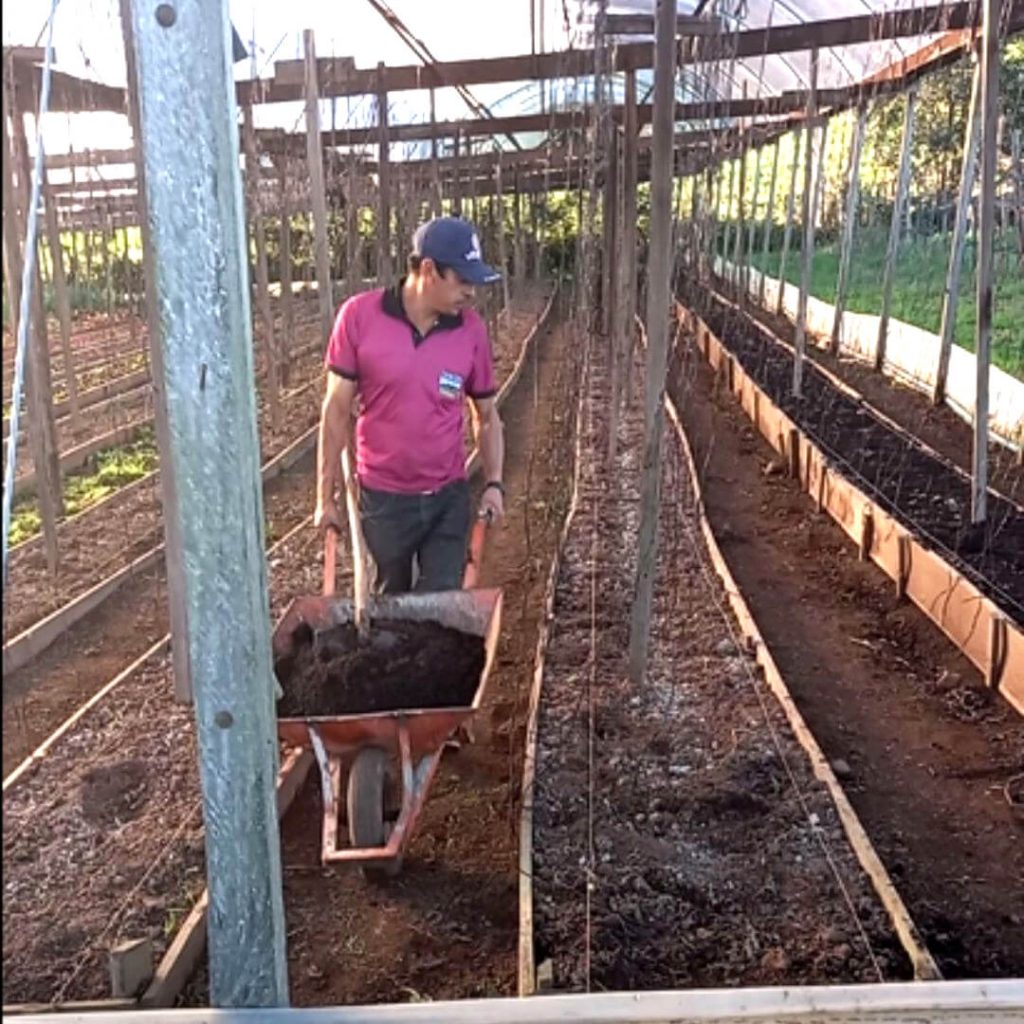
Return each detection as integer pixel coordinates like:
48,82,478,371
315,217,506,593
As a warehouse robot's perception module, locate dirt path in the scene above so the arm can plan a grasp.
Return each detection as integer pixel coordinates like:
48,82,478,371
669,332,1024,978
260,304,582,1007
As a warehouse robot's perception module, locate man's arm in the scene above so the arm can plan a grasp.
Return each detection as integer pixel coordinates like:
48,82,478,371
471,396,505,521
315,373,358,532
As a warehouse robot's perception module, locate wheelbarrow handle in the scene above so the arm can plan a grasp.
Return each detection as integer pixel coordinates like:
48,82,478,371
323,527,338,596
462,511,491,590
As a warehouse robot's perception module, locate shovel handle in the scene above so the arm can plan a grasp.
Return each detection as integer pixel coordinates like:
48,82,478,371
462,513,491,590
323,527,338,596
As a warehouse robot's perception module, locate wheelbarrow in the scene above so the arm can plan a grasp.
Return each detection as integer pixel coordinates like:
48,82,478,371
274,515,502,877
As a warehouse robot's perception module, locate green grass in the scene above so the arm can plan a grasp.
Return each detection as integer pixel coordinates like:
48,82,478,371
745,227,1024,379
7,425,159,546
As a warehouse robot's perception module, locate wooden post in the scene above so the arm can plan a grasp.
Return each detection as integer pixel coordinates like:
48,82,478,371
628,0,676,685
452,130,463,218
972,0,999,525
376,63,392,285
934,54,982,406
758,139,780,306
42,177,82,428
831,103,868,353
275,157,294,379
777,126,802,316
513,173,525,296
345,148,360,297
8,100,65,537
603,115,620,336
722,156,737,280
876,87,917,373
119,0,192,703
128,0,289,1004
608,127,625,462
429,88,441,218
793,48,819,398
495,155,511,314
242,102,281,431
622,68,639,405
1,100,62,574
303,30,334,341
1011,128,1023,265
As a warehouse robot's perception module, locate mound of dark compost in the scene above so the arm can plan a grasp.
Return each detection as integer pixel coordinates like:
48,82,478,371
276,619,486,717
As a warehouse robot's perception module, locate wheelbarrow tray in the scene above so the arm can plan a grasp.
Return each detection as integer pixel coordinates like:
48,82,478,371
274,587,503,757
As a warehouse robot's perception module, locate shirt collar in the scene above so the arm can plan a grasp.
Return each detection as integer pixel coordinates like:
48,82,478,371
381,277,463,334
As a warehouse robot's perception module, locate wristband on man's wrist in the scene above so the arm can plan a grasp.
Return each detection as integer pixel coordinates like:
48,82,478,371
484,480,505,496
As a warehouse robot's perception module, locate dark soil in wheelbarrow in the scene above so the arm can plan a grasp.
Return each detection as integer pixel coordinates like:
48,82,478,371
275,619,486,717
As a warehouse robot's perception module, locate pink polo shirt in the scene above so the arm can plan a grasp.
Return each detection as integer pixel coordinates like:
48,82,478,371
325,282,497,494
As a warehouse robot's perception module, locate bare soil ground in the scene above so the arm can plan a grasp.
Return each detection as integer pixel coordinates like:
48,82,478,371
532,341,911,991
668,323,1024,978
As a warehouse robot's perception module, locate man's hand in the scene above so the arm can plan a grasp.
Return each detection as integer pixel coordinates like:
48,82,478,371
314,496,343,534
479,482,505,523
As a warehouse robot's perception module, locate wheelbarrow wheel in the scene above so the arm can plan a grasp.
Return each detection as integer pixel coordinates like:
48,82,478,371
347,747,402,880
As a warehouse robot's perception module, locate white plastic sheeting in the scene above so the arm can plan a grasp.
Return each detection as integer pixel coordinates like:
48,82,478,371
714,256,1024,450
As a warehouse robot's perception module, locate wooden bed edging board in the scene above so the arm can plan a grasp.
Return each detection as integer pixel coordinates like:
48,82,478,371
662,389,941,982
517,318,588,996
5,978,1024,1022
678,304,1024,718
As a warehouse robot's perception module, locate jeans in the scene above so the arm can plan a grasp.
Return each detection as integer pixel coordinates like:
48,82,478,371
359,479,471,594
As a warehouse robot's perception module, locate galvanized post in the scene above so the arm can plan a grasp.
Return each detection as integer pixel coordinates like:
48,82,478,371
972,0,999,525
832,103,868,353
793,48,819,398
876,87,917,373
127,0,289,1005
777,126,802,316
628,0,676,684
934,52,982,406
758,139,780,306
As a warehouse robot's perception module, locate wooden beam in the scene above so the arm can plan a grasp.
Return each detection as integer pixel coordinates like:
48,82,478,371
876,88,917,373
972,0,999,524
267,3,983,99
304,30,334,341
628,0,676,685
792,48,819,398
831,103,868,352
606,13,721,36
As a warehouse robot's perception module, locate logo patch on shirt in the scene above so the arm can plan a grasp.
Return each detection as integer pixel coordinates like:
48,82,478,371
438,370,464,400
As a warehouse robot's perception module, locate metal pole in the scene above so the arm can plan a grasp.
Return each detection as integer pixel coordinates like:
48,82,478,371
628,0,676,684
934,53,982,406
128,0,289,1005
777,126,802,316
758,139,780,306
972,0,999,525
831,103,868,353
793,48,819,398
876,87,917,373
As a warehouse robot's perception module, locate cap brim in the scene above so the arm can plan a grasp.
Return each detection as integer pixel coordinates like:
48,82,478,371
456,261,502,285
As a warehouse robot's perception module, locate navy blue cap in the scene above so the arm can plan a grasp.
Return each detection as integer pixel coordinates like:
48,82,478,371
412,217,502,285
